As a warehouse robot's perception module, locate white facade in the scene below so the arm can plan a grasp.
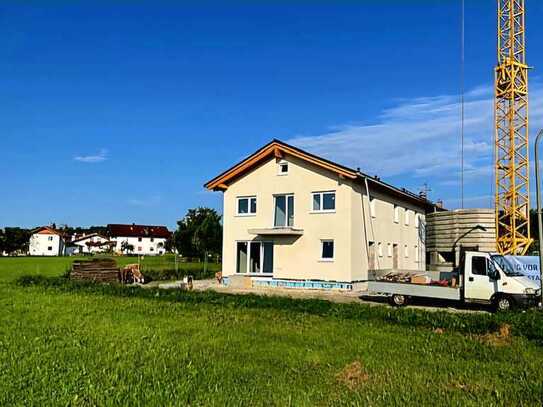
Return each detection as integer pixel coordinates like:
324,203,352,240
29,232,65,256
113,236,167,255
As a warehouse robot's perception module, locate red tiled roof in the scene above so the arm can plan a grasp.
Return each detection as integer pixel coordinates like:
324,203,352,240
107,224,171,239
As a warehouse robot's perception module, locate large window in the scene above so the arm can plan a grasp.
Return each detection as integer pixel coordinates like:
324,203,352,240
321,240,334,261
236,241,273,274
274,194,294,227
312,191,336,212
237,196,257,216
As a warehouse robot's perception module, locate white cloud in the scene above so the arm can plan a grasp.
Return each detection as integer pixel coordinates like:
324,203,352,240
287,80,543,209
74,149,108,163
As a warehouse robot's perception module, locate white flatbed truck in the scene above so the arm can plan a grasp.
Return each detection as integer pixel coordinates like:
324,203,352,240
368,251,541,311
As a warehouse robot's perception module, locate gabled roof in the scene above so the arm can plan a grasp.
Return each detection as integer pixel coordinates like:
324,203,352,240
107,224,171,239
204,139,439,210
32,226,64,236
71,233,109,243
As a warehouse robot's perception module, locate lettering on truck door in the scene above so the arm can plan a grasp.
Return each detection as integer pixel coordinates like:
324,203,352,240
464,253,499,302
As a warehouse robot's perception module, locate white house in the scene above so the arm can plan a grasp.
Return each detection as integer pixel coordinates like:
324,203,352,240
71,233,113,254
107,224,171,256
205,139,438,290
29,227,67,256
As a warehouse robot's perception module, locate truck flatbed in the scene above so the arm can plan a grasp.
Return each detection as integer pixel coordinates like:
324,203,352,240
367,281,461,301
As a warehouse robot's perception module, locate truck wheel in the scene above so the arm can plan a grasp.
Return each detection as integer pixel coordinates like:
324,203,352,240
390,294,407,307
494,296,513,312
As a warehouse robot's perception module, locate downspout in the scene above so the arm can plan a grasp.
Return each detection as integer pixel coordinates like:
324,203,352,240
364,176,379,270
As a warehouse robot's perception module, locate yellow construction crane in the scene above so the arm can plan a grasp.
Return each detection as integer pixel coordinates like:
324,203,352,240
495,0,532,255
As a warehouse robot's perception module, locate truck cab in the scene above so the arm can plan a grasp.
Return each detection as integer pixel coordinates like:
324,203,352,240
462,251,540,310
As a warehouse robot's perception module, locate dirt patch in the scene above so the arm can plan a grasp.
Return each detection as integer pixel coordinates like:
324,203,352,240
336,361,369,390
433,328,445,335
477,323,512,347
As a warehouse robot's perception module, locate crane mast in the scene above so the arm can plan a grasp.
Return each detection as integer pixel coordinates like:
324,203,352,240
495,0,531,255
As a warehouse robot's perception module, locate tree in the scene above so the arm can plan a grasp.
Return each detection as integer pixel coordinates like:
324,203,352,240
121,240,134,255
3,228,30,255
173,207,222,259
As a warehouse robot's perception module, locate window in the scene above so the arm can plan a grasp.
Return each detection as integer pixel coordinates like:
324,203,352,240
321,240,334,260
472,256,487,276
394,205,400,223
274,194,294,227
405,210,410,226
370,198,376,218
138,246,142,252
236,241,274,274
237,196,257,216
415,213,420,228
278,160,289,175
138,237,142,242
47,246,52,251
378,242,383,257
415,245,419,263
404,244,409,258
48,236,53,241
312,191,336,212
150,247,154,252
150,237,154,242
387,243,392,257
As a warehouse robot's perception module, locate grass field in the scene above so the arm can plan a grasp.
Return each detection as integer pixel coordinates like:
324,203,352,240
1,257,543,405
0,255,221,282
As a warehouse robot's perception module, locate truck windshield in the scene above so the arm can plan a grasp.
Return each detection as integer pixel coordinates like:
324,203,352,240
490,255,525,277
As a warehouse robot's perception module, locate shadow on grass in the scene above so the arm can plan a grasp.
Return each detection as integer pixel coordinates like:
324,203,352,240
14,274,543,345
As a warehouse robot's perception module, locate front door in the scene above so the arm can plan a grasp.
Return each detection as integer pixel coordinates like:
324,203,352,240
464,253,498,302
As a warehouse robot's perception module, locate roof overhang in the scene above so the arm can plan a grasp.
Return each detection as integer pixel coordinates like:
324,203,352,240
204,140,357,191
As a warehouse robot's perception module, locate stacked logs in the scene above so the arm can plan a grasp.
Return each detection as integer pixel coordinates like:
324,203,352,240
70,258,120,283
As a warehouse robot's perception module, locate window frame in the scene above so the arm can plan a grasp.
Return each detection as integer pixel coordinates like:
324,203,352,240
235,240,274,275
320,239,335,262
393,205,400,224
370,198,377,218
387,243,392,258
405,209,410,226
273,193,294,227
404,244,409,258
277,160,289,176
311,191,336,213
377,242,383,257
236,196,257,217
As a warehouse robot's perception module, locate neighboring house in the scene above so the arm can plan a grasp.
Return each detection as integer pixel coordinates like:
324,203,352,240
205,139,438,289
29,227,67,256
107,224,170,255
71,233,113,254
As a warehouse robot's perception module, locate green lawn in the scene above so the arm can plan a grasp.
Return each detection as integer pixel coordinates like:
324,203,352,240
1,258,542,406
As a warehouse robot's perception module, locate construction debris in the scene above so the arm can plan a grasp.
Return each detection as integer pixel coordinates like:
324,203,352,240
70,258,120,283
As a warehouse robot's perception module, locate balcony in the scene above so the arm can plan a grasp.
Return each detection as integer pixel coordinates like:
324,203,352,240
248,227,304,236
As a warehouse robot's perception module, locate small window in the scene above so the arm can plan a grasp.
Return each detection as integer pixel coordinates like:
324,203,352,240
378,242,383,257
150,247,154,252
48,236,53,241
237,196,257,216
472,256,487,276
404,244,409,258
312,191,336,212
405,210,410,226
387,243,392,257
138,246,142,251
278,160,289,175
47,246,52,251
321,240,334,260
394,205,400,223
138,237,142,242
150,237,154,242
370,198,376,218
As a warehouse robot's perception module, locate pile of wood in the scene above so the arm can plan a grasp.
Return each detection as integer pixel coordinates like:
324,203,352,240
70,258,120,283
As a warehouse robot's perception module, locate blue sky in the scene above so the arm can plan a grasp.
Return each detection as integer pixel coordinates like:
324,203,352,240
2,2,543,229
